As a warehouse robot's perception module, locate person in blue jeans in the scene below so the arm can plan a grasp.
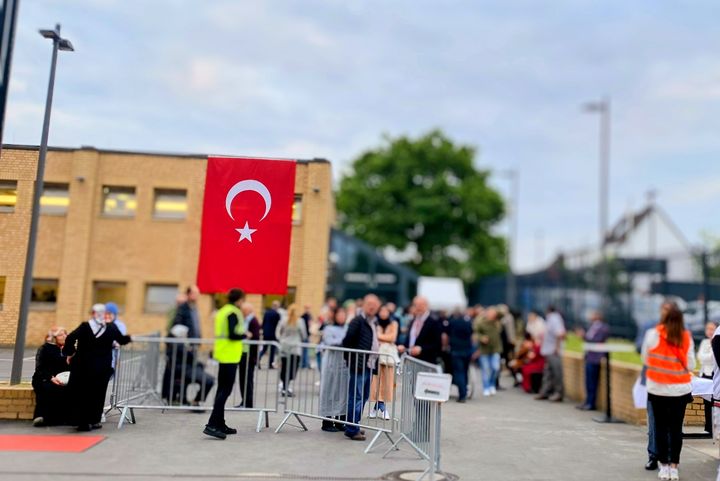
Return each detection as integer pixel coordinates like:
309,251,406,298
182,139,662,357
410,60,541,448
575,311,610,411
448,308,474,402
474,307,503,396
341,294,380,441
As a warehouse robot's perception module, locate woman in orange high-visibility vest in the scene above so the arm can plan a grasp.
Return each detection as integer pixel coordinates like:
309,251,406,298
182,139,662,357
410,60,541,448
641,305,695,481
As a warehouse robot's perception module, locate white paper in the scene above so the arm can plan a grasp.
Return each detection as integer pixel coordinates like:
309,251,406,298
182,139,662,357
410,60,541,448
632,376,647,409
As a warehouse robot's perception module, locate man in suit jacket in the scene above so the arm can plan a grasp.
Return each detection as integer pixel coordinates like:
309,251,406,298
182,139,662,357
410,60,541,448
399,296,442,364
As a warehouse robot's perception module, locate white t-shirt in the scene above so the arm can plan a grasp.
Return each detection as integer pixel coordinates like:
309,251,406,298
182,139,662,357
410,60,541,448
540,312,565,356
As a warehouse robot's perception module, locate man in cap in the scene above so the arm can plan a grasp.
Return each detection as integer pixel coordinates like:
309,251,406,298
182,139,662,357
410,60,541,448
105,302,127,371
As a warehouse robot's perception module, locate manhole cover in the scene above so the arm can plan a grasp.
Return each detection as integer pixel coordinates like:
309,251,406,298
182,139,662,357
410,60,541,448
382,471,459,481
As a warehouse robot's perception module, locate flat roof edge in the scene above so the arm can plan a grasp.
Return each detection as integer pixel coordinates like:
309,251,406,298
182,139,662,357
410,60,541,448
1,144,331,164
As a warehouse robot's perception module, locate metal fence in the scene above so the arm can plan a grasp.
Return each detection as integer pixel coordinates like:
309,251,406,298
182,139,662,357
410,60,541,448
111,336,281,431
275,342,399,453
383,354,443,467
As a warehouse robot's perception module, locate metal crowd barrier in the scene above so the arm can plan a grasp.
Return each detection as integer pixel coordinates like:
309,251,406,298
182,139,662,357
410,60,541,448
383,354,443,468
275,342,399,452
112,336,281,431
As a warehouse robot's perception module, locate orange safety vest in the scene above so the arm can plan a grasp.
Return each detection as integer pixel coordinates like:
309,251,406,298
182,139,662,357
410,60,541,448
646,325,691,384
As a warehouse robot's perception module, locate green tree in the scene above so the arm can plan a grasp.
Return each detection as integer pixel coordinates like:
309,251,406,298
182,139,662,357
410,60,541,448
336,130,507,283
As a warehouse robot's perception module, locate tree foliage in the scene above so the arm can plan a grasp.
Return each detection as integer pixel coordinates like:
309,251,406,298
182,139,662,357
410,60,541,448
336,130,507,283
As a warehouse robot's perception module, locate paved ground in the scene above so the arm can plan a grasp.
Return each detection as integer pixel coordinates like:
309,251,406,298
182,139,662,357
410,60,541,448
0,372,718,481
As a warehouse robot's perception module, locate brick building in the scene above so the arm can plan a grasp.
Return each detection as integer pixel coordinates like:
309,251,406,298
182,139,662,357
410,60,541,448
0,145,333,346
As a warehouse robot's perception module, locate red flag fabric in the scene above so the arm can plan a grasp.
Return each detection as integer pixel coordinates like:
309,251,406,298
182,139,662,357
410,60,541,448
197,156,296,294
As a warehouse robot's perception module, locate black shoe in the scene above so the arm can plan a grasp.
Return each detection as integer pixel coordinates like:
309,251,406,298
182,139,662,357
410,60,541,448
457,398,467,403
321,425,340,432
645,458,658,471
203,425,227,440
221,425,237,435
76,424,91,432
575,404,592,411
90,423,103,430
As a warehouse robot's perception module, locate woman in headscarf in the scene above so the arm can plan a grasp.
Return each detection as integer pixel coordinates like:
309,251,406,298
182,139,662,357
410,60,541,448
64,304,132,431
319,307,349,431
32,326,70,427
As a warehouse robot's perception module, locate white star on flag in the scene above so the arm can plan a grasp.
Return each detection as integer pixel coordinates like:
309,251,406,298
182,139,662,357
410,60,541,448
236,221,257,243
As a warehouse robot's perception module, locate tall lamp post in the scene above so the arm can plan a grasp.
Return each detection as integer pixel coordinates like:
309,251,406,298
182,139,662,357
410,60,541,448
10,24,73,384
499,169,519,308
583,97,611,313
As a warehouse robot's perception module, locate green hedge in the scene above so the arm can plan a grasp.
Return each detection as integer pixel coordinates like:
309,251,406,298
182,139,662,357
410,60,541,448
564,333,642,366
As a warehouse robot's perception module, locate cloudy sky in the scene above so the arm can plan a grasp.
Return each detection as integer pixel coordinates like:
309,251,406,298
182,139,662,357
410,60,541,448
5,1,720,272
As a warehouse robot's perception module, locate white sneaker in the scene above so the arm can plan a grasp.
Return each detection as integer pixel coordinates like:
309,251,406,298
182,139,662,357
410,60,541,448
383,410,391,421
658,464,670,480
669,467,679,481
489,387,497,396
483,389,491,397
369,407,377,418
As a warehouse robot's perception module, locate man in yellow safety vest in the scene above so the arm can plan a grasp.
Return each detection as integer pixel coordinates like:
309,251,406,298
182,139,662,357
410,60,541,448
203,288,252,439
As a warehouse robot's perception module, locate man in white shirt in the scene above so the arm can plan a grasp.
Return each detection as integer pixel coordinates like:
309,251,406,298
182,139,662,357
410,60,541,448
535,306,566,402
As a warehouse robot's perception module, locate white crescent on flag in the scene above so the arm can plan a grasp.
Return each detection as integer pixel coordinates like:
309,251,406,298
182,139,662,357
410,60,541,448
225,179,272,221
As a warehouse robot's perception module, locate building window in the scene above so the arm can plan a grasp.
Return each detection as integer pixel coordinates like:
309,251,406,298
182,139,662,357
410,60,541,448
102,186,136,217
144,284,178,314
153,188,187,220
40,183,70,215
30,279,59,311
0,180,18,213
0,276,5,310
292,195,302,225
93,281,127,312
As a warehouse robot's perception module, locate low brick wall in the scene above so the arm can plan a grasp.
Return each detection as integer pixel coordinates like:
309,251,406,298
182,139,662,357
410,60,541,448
562,352,705,426
0,382,35,420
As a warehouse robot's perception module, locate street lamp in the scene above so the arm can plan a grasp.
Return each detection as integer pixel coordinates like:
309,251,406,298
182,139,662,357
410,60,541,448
583,97,611,313
499,169,519,308
10,24,73,384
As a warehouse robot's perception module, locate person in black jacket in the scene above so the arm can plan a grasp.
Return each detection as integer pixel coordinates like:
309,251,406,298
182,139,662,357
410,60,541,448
64,304,132,432
448,308,475,402
259,301,281,368
32,326,71,426
237,302,261,408
174,285,202,338
399,296,443,364
341,293,380,441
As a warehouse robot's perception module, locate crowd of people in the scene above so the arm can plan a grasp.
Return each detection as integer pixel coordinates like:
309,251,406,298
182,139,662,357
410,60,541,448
30,284,720,481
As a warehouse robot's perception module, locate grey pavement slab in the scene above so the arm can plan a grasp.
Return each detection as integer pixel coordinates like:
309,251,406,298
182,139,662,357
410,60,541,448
0,377,718,481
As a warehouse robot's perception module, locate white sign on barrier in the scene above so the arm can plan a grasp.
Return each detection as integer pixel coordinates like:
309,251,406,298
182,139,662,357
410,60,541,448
414,372,452,402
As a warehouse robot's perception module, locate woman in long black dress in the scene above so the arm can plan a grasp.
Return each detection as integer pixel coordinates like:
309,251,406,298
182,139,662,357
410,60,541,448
64,304,132,431
32,327,70,426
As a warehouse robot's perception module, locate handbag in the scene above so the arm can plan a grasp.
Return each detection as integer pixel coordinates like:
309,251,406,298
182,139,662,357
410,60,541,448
378,343,400,366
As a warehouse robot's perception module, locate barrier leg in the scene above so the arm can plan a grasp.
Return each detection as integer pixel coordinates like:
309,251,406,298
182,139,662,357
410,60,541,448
117,407,135,429
365,430,384,454
365,430,397,454
256,411,265,433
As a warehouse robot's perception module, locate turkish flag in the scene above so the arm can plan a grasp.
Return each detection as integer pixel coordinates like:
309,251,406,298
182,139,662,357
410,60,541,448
197,156,296,294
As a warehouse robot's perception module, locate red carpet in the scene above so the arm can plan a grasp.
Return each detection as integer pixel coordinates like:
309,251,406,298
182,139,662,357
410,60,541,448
0,434,105,452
